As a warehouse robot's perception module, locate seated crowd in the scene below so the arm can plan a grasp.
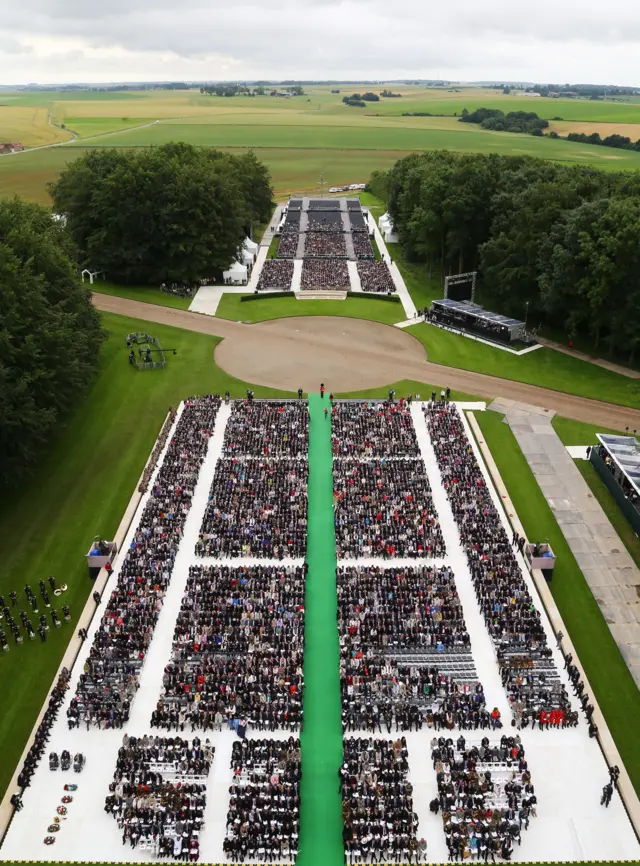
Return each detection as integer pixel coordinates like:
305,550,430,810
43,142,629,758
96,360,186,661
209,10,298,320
223,400,308,458
341,737,423,864
277,232,299,258
307,216,344,232
257,260,294,292
17,668,71,790
301,259,350,290
70,396,222,730
152,565,304,732
339,566,496,733
352,232,374,259
424,404,572,727
357,261,395,293
195,458,308,558
331,400,420,458
333,459,445,558
224,738,301,862
105,734,212,860
304,232,347,258
432,735,537,861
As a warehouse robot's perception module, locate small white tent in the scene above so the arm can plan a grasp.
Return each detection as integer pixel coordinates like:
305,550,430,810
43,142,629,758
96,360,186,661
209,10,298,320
379,212,398,244
238,248,254,267
244,238,259,255
223,262,248,285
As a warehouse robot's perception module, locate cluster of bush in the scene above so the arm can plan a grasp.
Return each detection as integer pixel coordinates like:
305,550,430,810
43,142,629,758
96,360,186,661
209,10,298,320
460,107,549,135
566,131,640,151
342,92,380,107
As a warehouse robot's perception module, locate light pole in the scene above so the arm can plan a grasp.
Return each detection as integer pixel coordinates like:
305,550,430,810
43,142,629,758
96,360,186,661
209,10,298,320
524,300,530,330
318,174,327,198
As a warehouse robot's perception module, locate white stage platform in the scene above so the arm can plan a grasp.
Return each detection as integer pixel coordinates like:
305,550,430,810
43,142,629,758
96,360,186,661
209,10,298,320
1,402,638,863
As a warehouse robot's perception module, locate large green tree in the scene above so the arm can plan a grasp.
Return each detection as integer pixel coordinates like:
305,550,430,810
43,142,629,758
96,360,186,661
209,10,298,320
0,198,104,486
49,144,273,286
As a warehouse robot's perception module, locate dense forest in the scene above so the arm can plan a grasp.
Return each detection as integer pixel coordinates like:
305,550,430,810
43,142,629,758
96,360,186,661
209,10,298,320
0,198,104,486
50,144,273,286
370,151,640,362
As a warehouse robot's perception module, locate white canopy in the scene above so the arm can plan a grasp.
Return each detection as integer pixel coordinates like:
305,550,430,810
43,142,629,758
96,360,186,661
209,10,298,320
244,238,259,254
238,248,254,266
223,262,248,284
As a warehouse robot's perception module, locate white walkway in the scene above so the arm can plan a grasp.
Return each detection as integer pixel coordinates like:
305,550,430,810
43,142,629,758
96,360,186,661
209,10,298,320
365,210,417,319
346,260,362,293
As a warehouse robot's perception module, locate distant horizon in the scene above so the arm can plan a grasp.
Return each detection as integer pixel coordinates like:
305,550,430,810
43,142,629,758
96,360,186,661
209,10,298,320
3,79,640,91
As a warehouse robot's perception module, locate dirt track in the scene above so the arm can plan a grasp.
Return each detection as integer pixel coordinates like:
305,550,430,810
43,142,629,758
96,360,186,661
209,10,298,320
93,293,640,430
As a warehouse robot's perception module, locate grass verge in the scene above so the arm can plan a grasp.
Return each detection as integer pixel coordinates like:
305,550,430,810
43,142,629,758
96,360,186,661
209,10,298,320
93,280,193,310
407,323,640,410
474,410,640,795
215,293,405,325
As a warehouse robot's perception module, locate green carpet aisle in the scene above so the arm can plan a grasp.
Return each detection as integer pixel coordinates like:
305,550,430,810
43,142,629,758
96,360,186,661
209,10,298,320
298,394,344,866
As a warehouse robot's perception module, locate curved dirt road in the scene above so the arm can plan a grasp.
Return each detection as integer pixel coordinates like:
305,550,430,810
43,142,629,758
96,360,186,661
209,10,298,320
93,293,640,430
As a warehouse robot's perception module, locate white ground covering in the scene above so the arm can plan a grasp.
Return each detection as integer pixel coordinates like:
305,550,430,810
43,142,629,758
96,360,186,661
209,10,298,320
1,401,638,863
566,445,591,460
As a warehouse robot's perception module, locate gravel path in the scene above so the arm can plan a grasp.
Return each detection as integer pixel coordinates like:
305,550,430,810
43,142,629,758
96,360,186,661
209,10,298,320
93,292,640,429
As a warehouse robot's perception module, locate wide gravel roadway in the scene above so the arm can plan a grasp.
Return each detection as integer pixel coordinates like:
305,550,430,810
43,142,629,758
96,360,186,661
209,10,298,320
93,293,640,430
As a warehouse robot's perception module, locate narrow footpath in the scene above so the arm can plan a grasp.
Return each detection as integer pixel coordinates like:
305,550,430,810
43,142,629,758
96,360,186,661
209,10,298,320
298,394,343,866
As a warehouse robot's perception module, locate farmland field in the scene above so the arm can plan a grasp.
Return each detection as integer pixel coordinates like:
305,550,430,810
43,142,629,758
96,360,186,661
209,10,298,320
3,84,640,204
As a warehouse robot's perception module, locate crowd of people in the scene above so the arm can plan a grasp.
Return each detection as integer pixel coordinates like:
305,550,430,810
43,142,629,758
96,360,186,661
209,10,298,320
352,232,375,259
301,259,350,290
222,400,308,458
331,400,420,458
333,459,445,559
224,738,301,861
151,564,305,732
70,396,222,729
338,563,498,733
424,404,571,727
16,668,71,790
139,407,178,492
257,260,294,291
432,735,537,860
341,737,422,863
304,232,347,258
357,261,396,293
277,232,299,258
195,458,308,558
307,215,344,232
105,734,212,859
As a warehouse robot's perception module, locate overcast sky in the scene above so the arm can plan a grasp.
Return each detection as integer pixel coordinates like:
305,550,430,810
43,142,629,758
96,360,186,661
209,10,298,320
2,0,639,86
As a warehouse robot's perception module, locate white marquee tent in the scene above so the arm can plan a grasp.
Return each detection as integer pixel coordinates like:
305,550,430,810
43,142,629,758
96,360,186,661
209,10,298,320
222,262,248,285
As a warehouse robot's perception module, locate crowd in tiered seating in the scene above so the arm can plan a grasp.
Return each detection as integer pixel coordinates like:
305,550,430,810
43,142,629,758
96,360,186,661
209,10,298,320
331,400,420,458
69,396,221,730
304,232,347,258
352,232,374,259
301,259,350,290
357,260,395,293
333,459,445,558
341,737,424,864
339,565,498,733
307,216,343,232
277,232,299,258
431,735,537,861
222,400,308,458
257,259,294,291
224,738,301,862
151,565,305,732
424,403,573,728
105,734,213,860
195,458,308,558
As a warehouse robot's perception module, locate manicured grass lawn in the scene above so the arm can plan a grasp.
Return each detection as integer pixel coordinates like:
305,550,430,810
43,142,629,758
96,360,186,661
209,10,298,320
576,461,640,571
407,323,640,409
94,280,193,309
551,416,625,446
387,244,443,309
475,410,640,795
0,310,292,798
215,293,405,325
267,234,280,258
338,379,480,402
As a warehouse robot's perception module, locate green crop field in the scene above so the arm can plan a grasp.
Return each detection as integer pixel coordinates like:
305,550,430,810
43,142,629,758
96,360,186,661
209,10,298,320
3,84,640,206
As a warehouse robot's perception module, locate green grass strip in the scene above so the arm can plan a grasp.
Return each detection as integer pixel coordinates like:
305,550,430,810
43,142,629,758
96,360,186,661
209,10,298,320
298,394,343,866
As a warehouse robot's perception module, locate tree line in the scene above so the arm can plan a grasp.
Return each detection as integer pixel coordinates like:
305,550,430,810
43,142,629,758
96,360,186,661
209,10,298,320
370,151,640,363
460,107,549,135
0,198,104,487
49,144,273,286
